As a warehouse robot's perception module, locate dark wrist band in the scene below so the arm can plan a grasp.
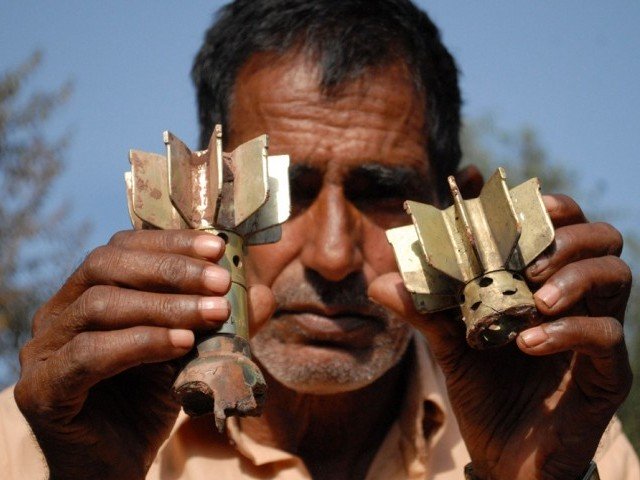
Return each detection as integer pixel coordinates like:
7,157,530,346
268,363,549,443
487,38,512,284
463,461,599,480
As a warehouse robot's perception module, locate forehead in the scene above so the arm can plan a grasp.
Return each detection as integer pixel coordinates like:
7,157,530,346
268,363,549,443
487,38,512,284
227,51,431,178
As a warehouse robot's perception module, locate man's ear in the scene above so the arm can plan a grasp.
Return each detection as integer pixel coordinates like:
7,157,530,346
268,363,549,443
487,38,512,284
453,164,484,199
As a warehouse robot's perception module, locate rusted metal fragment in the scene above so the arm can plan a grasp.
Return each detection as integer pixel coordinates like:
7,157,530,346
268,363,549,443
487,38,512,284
461,270,539,348
129,149,187,229
237,154,291,238
125,125,290,429
230,135,269,226
386,225,457,312
124,172,144,230
172,335,266,432
508,178,554,270
388,168,554,350
165,131,219,229
245,225,282,246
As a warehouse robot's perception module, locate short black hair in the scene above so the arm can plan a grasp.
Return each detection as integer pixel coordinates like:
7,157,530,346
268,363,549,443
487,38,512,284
192,0,462,187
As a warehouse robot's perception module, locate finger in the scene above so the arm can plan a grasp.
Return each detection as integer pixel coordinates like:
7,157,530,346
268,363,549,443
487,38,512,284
526,222,624,283
516,316,632,401
517,316,624,357
533,256,631,321
543,194,587,228
39,231,228,322
18,327,194,415
33,286,230,351
65,246,231,299
108,230,226,261
368,272,466,361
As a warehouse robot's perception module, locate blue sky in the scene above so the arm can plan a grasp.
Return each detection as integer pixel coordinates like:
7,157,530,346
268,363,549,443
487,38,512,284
2,1,639,263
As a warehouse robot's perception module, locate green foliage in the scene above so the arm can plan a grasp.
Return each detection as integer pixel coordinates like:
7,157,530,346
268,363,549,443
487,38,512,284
461,115,640,454
0,52,88,386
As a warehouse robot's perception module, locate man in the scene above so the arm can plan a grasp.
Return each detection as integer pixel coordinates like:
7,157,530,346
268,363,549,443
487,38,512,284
1,0,638,478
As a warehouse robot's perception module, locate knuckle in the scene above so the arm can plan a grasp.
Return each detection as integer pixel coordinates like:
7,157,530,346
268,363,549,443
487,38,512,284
18,340,35,369
82,245,115,281
129,327,154,347
619,260,633,288
158,231,185,252
13,378,35,414
77,285,113,324
66,332,95,373
603,317,624,346
14,369,55,421
31,305,49,336
596,222,623,255
157,295,185,323
554,262,581,289
108,230,132,247
158,230,198,254
554,228,578,259
605,256,632,295
155,255,190,283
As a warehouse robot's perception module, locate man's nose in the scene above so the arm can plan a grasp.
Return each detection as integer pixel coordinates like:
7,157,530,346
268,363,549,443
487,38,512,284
299,184,363,282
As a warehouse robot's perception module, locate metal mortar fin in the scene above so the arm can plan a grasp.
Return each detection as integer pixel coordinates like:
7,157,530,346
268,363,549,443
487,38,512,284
128,149,187,229
124,172,144,229
165,130,218,229
388,168,555,349
125,125,291,425
236,154,291,239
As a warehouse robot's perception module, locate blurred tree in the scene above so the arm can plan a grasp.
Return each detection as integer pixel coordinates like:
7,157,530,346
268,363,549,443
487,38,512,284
0,52,88,387
461,116,640,454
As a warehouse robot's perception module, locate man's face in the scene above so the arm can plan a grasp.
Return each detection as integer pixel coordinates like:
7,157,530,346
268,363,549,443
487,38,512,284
227,52,437,395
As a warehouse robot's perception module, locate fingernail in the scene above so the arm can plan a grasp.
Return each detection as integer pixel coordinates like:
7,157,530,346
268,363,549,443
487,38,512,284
519,327,549,348
542,195,560,213
193,235,224,258
535,284,561,309
203,267,231,292
367,296,381,306
199,297,230,321
168,329,194,348
528,256,549,276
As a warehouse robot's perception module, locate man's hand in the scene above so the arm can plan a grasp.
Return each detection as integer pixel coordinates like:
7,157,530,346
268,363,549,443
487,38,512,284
14,230,273,480
370,194,633,479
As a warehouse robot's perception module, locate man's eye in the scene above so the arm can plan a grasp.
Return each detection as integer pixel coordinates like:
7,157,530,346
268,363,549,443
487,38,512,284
347,187,407,211
289,178,321,214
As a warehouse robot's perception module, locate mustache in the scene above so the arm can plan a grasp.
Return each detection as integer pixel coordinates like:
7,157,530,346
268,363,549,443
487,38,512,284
273,269,388,317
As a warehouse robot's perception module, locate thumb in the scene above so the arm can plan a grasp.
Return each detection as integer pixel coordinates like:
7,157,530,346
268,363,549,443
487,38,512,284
247,284,276,337
369,272,467,362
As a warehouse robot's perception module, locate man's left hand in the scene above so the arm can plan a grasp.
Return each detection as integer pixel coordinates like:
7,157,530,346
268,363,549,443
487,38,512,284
370,193,632,479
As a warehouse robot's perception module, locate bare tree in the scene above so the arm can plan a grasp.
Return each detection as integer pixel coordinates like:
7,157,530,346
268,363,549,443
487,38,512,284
0,52,88,386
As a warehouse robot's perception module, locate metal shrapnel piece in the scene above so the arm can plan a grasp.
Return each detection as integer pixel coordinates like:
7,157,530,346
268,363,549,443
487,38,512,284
129,149,187,230
125,125,291,429
387,168,554,349
165,129,222,229
172,334,266,432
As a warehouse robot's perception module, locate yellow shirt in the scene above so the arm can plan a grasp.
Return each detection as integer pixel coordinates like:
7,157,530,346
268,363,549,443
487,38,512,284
1,335,638,479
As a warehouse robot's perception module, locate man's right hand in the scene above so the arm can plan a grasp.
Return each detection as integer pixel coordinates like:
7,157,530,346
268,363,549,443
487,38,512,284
14,230,238,480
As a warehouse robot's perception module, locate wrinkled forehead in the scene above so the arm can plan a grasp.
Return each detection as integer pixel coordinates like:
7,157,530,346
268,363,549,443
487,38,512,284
226,49,431,179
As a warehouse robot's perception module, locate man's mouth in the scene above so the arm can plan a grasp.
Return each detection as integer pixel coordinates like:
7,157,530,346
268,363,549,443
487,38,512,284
273,305,385,348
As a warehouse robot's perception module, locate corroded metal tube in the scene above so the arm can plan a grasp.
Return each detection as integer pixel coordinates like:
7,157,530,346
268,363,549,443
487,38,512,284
125,126,290,429
172,231,265,430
